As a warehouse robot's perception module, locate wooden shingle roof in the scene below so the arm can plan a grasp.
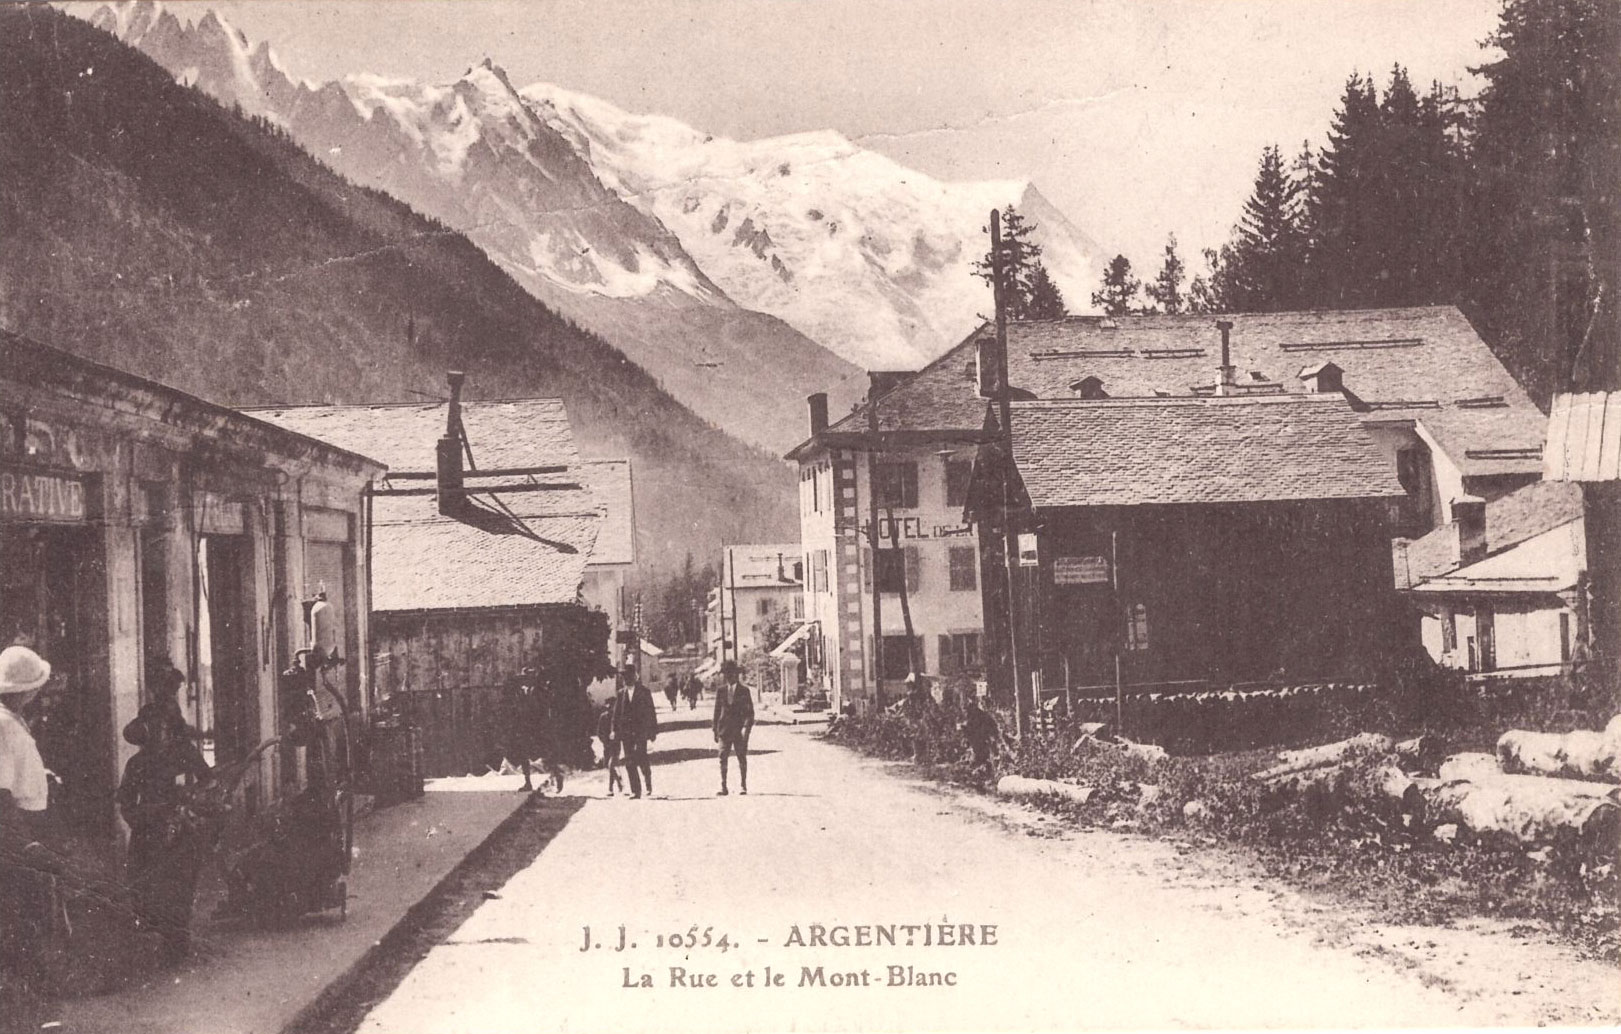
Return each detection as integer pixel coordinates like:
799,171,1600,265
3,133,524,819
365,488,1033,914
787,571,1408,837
1009,395,1404,509
799,307,1544,478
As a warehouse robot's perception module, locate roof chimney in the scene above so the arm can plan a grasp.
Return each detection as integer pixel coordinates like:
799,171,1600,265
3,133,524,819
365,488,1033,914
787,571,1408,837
1214,320,1237,396
808,392,829,435
975,335,999,399
436,370,467,516
1451,495,1487,566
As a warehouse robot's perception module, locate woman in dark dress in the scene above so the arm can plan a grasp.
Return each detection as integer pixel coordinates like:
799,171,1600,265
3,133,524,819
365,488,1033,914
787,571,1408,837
117,699,212,963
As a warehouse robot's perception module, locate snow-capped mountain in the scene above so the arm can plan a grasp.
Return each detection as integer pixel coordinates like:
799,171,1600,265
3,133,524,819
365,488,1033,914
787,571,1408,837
528,84,1103,369
90,1,1105,438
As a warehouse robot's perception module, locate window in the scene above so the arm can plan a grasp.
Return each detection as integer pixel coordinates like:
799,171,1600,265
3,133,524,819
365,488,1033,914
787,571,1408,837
1441,609,1457,653
793,594,805,621
875,635,921,679
874,461,919,509
937,632,982,674
944,458,974,508
1125,602,1150,652
949,546,978,591
757,597,773,617
812,549,829,593
872,549,906,593
812,465,821,512
1560,612,1572,662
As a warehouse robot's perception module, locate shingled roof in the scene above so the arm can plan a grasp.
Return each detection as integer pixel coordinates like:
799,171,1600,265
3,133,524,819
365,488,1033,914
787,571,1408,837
795,307,1544,478
1395,479,1586,590
249,398,609,612
370,492,599,612
246,399,580,472
1008,395,1404,509
580,459,635,567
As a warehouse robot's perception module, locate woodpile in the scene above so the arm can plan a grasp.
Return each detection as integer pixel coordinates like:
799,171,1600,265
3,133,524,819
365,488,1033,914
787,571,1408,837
995,776,1096,805
1254,718,1621,857
1496,716,1621,783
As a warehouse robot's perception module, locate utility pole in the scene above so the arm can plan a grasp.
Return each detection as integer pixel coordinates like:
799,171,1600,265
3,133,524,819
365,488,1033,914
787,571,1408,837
992,208,1025,738
866,379,886,709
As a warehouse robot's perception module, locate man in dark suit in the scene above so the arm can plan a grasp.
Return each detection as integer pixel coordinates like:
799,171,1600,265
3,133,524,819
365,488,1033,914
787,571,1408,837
610,664,658,799
712,660,755,796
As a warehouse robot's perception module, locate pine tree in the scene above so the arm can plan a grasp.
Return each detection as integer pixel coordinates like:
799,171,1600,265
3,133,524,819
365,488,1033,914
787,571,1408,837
1144,234,1188,314
1091,255,1141,316
975,206,1067,319
1223,145,1309,311
1024,264,1067,319
1308,73,1382,307
1469,0,1621,397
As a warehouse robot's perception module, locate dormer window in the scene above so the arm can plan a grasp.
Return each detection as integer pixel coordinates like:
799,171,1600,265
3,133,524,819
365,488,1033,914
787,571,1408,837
1298,361,1345,394
1070,375,1108,400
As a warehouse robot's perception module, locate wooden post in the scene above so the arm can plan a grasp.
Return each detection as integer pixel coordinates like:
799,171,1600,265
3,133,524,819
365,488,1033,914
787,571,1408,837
866,380,885,707
992,209,1025,738
1112,529,1124,736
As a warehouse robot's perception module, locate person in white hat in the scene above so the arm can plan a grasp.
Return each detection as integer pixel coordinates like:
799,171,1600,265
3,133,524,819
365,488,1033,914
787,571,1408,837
0,644,60,1025
0,644,52,819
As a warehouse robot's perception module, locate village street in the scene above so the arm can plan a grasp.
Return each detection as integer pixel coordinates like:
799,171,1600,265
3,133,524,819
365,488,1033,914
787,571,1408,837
327,708,1617,1034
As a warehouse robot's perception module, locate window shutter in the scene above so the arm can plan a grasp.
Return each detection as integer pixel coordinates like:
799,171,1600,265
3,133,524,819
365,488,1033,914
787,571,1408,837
938,634,956,675
862,548,872,593
904,463,919,508
905,546,920,592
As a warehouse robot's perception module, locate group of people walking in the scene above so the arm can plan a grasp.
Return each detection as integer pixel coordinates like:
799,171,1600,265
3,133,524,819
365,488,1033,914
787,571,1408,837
594,660,755,798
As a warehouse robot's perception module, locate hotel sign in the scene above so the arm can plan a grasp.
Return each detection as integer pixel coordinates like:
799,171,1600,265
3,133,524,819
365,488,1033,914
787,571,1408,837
0,466,88,524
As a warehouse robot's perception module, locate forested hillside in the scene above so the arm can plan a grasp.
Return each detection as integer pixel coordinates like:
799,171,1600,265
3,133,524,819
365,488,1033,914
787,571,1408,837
0,5,795,566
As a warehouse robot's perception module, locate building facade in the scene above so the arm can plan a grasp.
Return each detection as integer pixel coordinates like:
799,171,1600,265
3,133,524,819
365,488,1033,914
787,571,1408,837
787,307,1546,712
709,544,805,664
578,458,636,671
252,381,611,775
1,330,381,850
968,395,1406,712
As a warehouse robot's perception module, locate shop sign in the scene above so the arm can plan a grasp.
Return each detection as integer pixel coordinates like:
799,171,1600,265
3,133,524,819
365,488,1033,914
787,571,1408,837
1053,556,1110,585
1016,532,1039,567
0,466,87,524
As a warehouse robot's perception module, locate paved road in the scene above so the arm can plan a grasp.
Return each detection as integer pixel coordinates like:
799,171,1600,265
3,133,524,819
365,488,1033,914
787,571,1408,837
352,712,1617,1033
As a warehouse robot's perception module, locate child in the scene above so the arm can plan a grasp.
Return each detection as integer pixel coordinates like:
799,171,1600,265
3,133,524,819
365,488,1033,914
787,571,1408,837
117,701,212,963
596,703,622,796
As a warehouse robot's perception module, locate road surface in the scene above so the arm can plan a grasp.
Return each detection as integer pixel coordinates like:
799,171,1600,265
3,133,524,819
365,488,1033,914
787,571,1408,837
346,706,1618,1032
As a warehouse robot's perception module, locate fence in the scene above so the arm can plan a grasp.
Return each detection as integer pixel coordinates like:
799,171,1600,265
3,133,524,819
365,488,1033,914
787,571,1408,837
1049,680,1387,755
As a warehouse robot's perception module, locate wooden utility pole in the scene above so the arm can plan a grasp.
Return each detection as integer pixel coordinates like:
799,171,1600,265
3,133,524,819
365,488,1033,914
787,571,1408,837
992,209,1025,737
866,381,886,708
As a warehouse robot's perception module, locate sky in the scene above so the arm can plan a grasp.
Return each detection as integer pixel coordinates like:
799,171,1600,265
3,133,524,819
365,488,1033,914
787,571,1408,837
193,0,1505,269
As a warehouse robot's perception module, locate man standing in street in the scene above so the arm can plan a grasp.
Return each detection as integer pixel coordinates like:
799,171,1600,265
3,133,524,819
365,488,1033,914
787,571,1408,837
611,664,657,799
712,660,754,796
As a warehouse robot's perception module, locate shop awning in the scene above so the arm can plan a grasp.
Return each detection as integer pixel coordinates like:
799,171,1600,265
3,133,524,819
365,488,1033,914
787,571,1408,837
770,622,815,658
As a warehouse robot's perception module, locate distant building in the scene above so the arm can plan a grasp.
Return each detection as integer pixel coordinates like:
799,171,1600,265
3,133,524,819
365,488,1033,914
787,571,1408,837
251,379,621,774
1,330,381,847
786,306,1544,711
709,544,804,664
578,458,636,668
968,394,1406,708
1396,482,1586,677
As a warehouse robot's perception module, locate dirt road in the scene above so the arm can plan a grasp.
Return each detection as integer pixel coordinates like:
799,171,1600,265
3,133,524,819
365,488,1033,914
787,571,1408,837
346,714,1618,1032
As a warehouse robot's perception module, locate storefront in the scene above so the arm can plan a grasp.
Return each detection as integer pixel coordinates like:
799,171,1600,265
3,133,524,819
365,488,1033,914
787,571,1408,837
0,330,383,852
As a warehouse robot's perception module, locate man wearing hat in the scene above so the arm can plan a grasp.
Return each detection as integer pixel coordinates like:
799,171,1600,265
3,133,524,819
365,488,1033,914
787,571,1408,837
0,645,61,1020
712,660,754,796
609,664,657,799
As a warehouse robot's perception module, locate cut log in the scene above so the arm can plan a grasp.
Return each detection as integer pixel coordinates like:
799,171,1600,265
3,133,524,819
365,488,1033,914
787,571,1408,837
1117,738,1167,763
1414,776,1621,848
1254,732,1394,781
1074,722,1114,742
1261,758,1421,818
996,776,1095,805
1496,725,1621,783
1436,752,1502,783
1393,734,1447,775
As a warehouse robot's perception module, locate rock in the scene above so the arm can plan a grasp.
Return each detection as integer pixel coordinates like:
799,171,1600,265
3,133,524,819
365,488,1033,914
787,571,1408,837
1432,823,1459,844
1183,800,1211,823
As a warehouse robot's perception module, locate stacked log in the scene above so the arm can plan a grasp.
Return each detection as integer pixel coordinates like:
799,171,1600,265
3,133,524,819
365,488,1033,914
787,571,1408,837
995,776,1095,805
1495,716,1621,782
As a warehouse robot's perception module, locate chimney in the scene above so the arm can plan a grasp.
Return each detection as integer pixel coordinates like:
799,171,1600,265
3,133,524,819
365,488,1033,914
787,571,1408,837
868,370,906,397
808,392,829,435
1214,320,1237,396
436,370,466,516
1451,495,1487,565
975,335,999,398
